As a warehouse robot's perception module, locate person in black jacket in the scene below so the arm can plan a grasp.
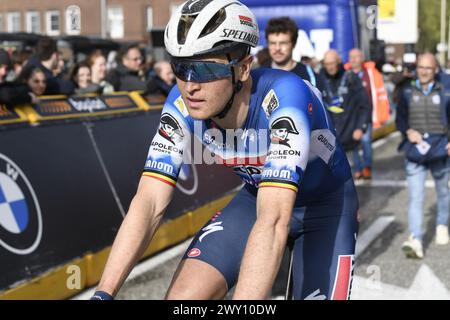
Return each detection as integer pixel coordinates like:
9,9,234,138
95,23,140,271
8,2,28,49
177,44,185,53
146,60,175,97
319,49,371,151
263,17,324,91
25,37,74,95
106,44,154,92
0,49,37,108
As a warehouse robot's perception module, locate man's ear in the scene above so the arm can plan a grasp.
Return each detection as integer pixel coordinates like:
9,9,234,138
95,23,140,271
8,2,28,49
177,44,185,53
238,55,254,82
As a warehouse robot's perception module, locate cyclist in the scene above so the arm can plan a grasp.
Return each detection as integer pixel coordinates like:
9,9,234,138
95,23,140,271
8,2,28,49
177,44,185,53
92,0,358,300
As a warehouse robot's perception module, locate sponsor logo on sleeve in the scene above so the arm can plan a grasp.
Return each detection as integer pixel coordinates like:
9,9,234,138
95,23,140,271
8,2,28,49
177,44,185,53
270,117,299,148
262,89,279,118
310,129,336,164
174,96,190,117
261,169,292,180
158,113,184,145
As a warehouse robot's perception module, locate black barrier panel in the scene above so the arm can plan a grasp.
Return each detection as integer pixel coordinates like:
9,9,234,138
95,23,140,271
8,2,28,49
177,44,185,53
90,111,242,221
0,123,124,290
0,105,21,121
35,94,141,118
141,93,166,106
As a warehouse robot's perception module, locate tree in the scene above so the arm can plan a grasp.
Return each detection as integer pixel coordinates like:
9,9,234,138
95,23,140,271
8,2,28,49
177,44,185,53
417,0,450,53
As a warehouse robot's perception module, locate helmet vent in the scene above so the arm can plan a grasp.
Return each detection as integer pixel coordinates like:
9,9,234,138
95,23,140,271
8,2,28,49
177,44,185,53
199,8,226,39
177,14,198,45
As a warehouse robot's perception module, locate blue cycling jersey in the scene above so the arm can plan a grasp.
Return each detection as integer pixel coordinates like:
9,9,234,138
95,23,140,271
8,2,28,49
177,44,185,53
143,68,351,205
143,68,358,300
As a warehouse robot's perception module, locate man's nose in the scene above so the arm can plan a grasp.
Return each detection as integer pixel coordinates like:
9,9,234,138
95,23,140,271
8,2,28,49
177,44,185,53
185,80,201,93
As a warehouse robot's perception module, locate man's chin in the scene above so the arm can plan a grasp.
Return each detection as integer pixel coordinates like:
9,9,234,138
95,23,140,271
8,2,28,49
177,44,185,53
186,108,213,120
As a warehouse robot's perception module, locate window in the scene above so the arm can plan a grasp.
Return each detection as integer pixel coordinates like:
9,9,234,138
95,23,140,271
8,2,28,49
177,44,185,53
46,11,60,36
7,12,21,32
147,7,153,31
65,5,81,35
26,11,41,33
107,7,124,39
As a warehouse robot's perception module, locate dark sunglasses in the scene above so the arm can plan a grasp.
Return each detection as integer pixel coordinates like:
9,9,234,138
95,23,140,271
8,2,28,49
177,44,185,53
170,59,239,83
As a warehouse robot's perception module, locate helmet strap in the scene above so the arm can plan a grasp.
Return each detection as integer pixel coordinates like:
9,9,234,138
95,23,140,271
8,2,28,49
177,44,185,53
215,53,243,119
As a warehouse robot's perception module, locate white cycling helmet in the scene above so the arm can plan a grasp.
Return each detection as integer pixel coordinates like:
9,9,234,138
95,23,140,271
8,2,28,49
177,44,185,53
165,0,259,58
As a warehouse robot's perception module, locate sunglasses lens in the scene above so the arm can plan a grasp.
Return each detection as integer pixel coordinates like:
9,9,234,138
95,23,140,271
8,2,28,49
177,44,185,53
171,60,233,83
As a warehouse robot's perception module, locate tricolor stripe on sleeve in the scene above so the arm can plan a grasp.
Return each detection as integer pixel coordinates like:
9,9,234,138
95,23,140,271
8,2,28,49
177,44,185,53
142,170,177,187
259,180,298,193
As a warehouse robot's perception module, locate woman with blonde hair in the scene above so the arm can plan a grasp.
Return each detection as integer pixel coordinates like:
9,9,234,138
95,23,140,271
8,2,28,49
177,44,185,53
88,50,114,94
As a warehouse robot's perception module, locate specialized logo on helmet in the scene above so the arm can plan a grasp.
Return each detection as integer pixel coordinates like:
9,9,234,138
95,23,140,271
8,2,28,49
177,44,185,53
262,89,279,118
159,113,184,145
270,117,299,148
221,29,259,47
0,153,42,255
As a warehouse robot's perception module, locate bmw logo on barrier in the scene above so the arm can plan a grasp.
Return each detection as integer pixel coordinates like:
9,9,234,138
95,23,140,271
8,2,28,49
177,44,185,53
0,153,42,255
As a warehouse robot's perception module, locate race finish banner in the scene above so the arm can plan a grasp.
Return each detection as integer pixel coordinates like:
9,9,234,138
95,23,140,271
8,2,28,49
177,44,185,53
242,0,359,62
0,93,242,298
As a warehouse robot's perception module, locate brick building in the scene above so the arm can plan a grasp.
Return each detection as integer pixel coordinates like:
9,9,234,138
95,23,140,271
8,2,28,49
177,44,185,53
0,0,183,42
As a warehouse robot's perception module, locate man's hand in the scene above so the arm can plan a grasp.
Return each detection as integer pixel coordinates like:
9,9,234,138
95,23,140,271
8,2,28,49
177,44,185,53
353,129,364,141
406,129,423,144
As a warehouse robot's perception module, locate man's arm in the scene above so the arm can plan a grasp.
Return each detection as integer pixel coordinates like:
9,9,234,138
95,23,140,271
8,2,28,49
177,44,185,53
233,184,296,299
95,176,175,297
351,74,371,140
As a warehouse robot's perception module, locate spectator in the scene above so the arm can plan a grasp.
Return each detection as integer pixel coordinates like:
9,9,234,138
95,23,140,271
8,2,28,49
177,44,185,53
0,49,10,84
52,53,67,78
146,60,175,97
7,49,33,82
87,50,114,94
25,36,75,95
347,48,391,179
0,61,37,108
264,17,323,91
70,61,100,94
319,49,371,151
106,44,148,91
0,49,35,108
396,53,450,259
255,47,270,68
17,65,47,97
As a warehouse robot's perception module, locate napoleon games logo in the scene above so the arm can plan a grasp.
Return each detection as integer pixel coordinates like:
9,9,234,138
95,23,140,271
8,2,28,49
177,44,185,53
270,117,299,148
0,153,42,255
158,113,184,145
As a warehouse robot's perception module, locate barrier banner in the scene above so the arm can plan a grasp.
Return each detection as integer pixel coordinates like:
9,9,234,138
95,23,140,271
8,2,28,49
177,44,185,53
33,93,144,122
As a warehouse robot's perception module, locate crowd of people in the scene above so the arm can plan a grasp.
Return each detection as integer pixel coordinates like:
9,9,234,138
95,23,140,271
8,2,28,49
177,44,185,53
1,16,449,262
0,36,176,107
